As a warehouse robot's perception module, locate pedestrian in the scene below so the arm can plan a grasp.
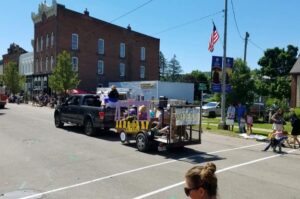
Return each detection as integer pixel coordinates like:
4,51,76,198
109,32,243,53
226,103,235,131
184,162,218,199
246,112,253,135
239,116,246,133
271,108,285,133
236,102,246,127
290,112,300,148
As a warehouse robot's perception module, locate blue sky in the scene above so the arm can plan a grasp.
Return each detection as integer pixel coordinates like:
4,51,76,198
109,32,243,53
1,0,299,73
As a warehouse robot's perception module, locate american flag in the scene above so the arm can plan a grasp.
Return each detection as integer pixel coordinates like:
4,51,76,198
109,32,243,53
208,23,220,52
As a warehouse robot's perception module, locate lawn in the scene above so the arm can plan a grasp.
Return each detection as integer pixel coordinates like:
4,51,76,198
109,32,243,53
200,117,292,136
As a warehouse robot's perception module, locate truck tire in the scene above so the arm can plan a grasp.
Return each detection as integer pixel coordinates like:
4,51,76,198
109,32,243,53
54,113,64,128
0,104,4,109
136,132,149,152
84,118,96,136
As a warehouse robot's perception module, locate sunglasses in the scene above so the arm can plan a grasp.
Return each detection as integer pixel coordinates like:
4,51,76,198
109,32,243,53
184,186,200,196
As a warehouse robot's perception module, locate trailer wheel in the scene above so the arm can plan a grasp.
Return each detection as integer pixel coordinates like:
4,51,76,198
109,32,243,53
120,131,128,144
136,132,149,152
84,119,96,136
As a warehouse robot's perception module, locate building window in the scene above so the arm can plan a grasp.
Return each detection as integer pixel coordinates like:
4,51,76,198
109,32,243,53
40,58,43,72
97,60,104,74
71,33,78,50
45,57,48,71
98,39,104,54
36,39,39,52
119,63,125,77
140,65,145,79
36,59,39,72
50,56,54,69
46,34,49,48
72,57,78,71
51,32,54,47
120,43,125,58
40,36,43,51
141,47,146,61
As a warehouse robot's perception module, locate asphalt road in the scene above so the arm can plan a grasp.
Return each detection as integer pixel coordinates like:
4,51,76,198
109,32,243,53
0,103,299,199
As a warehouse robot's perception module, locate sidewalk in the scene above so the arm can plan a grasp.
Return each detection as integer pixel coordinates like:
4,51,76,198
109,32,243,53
202,122,271,132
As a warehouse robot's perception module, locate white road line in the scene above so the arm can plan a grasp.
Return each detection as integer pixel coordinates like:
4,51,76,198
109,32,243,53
133,149,297,199
18,143,263,199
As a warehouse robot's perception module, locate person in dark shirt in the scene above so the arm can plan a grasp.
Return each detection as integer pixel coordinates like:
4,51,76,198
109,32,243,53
108,85,119,102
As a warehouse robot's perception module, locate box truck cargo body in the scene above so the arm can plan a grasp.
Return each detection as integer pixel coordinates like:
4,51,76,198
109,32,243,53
109,81,194,103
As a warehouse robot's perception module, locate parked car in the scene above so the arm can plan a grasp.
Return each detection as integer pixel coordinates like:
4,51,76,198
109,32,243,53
249,102,265,121
202,102,221,118
54,94,116,136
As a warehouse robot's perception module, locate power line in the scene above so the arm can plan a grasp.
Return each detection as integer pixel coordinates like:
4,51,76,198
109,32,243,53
249,39,264,51
110,0,154,22
154,10,223,35
230,0,243,41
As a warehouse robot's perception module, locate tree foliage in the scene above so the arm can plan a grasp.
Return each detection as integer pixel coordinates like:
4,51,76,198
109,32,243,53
159,51,168,80
258,45,298,77
3,61,25,94
256,45,298,100
180,70,209,100
227,58,255,105
48,51,80,94
165,54,182,81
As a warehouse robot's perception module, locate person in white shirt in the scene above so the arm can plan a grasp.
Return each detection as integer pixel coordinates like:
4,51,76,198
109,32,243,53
226,103,235,131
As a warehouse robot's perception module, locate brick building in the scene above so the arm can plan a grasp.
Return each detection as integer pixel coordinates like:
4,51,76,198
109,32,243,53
2,43,27,72
31,0,160,93
290,56,300,107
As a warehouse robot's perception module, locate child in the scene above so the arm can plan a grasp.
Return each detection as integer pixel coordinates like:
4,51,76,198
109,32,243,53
239,116,246,133
246,113,253,135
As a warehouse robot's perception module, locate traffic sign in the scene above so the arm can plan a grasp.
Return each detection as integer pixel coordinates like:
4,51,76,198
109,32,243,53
198,83,207,91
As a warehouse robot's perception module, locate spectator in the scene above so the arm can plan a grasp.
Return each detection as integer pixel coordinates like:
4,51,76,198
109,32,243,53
108,85,119,102
290,112,300,148
239,116,246,133
271,108,285,132
236,102,246,126
226,103,235,131
184,162,218,199
246,112,253,135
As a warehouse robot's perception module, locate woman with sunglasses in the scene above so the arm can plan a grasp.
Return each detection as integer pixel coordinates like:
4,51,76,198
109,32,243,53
184,162,218,199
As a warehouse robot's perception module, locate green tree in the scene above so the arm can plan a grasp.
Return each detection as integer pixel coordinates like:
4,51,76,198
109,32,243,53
257,45,298,100
48,51,80,94
258,45,298,77
227,58,255,105
3,62,25,94
159,51,168,81
181,70,209,100
165,54,182,81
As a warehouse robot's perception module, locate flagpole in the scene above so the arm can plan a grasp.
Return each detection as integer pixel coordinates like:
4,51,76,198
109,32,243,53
219,0,228,129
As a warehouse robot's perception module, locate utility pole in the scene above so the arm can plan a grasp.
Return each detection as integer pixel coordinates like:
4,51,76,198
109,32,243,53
219,0,228,129
243,32,250,64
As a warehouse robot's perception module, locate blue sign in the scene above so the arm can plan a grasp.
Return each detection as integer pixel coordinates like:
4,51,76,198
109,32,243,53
211,56,234,93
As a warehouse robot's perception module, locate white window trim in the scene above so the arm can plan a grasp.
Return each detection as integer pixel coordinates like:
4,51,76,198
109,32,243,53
72,57,78,71
120,43,125,58
141,47,146,61
140,65,145,79
97,60,104,75
119,63,125,77
51,32,54,47
72,33,79,50
98,39,104,54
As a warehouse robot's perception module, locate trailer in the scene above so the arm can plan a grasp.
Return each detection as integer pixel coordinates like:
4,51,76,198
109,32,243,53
114,100,201,152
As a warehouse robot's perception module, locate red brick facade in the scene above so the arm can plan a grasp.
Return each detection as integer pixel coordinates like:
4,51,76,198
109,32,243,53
32,2,160,93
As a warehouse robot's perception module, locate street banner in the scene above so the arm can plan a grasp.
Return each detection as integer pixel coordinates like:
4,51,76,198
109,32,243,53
225,57,234,92
211,56,222,92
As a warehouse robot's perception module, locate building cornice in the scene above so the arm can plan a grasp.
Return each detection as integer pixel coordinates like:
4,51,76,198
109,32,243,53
31,0,57,24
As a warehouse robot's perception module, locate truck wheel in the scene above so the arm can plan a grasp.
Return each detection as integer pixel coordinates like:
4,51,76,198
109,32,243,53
0,105,4,109
136,132,149,152
120,131,128,144
84,119,96,136
54,113,64,128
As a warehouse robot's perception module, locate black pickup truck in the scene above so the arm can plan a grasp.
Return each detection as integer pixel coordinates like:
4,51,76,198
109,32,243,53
54,94,115,136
